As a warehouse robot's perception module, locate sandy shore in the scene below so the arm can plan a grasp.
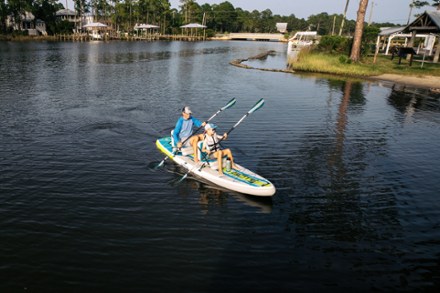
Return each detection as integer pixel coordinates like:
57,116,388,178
369,74,440,90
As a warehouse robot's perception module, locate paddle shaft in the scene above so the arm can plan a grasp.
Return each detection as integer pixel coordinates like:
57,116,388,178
216,98,265,147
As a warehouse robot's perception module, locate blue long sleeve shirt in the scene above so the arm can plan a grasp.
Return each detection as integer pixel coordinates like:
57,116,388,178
173,116,202,147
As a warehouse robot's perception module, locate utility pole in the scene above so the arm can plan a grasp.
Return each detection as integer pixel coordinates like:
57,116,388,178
332,15,336,35
339,0,350,36
368,1,374,25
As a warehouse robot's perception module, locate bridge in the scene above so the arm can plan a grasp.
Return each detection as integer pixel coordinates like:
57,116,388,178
220,33,286,42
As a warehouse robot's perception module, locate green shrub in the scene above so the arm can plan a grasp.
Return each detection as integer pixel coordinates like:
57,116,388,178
338,55,352,64
316,35,351,54
205,29,215,38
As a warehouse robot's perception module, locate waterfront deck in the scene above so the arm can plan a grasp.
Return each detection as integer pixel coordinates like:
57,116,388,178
55,33,206,42
55,33,286,42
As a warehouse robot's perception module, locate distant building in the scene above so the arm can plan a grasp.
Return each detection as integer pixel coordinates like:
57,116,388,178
6,11,35,31
56,9,78,23
6,11,46,35
276,23,288,34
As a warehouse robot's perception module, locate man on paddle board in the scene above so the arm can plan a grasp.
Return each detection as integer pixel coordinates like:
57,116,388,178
172,106,205,160
202,123,235,175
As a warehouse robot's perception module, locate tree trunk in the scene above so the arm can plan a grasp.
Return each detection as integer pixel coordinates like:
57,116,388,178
350,0,369,62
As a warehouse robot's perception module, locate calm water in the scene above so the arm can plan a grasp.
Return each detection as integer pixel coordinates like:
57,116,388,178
1,40,440,291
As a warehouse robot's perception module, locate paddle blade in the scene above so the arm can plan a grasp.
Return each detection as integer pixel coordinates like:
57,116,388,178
148,161,162,170
249,98,265,114
221,98,236,111
156,158,167,168
170,173,188,186
149,155,170,170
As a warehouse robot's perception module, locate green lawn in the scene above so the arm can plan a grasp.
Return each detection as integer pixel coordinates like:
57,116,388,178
288,52,440,77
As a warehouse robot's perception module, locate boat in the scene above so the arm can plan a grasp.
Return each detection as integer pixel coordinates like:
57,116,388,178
287,31,318,62
90,31,103,40
156,136,276,197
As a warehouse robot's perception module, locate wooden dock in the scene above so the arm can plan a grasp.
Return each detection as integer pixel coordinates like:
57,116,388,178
55,34,206,42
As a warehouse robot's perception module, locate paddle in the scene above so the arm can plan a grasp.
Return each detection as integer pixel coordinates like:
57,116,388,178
153,98,237,169
175,98,265,183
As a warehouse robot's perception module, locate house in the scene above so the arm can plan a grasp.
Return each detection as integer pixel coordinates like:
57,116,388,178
55,9,78,23
6,11,47,36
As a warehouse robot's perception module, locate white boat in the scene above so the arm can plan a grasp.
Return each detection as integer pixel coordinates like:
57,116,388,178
90,31,103,40
287,31,317,61
156,137,276,197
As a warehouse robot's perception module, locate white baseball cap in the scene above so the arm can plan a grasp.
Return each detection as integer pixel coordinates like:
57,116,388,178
182,106,192,114
205,123,217,131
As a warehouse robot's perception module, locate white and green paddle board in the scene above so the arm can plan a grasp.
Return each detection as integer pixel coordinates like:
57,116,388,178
156,136,276,197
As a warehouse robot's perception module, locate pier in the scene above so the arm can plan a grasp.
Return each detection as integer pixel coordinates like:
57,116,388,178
225,33,286,42
55,34,206,42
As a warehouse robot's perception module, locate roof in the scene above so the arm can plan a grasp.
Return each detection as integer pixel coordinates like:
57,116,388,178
134,23,160,29
21,11,35,21
180,23,206,28
83,22,107,28
276,23,288,33
379,26,405,36
404,10,440,34
427,10,440,28
56,9,76,16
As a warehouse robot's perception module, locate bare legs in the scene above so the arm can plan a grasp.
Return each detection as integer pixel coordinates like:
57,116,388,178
214,148,235,175
190,134,204,163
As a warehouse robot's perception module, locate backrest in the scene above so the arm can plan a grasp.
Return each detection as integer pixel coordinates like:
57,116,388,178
197,141,206,161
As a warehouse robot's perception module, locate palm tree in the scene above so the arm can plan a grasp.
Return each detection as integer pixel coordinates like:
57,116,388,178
350,0,369,62
407,1,430,24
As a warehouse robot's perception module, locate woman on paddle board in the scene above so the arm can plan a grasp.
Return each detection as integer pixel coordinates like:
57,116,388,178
202,123,235,175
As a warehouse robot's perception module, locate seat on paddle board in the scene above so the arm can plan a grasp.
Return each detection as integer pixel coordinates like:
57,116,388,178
197,141,227,170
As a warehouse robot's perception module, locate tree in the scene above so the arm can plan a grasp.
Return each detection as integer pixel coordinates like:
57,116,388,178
180,0,201,24
308,12,334,35
350,0,369,62
212,1,236,32
413,0,430,7
259,9,274,32
0,0,8,32
408,1,429,24
33,0,62,34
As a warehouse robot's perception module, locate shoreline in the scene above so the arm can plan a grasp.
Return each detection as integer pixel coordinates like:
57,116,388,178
2,37,439,91
230,51,440,91
368,74,440,90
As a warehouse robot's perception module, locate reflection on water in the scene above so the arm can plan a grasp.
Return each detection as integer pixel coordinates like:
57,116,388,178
241,49,289,70
388,84,440,124
166,164,273,214
1,41,440,291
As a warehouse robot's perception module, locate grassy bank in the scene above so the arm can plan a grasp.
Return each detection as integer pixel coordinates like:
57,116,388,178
288,52,440,77
0,34,58,41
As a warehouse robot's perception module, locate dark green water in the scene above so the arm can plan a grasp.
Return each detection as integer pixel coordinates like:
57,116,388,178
1,40,440,291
